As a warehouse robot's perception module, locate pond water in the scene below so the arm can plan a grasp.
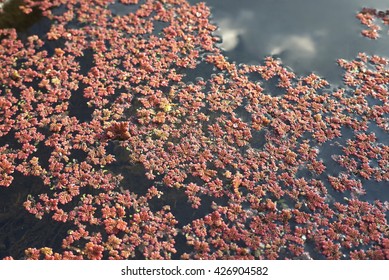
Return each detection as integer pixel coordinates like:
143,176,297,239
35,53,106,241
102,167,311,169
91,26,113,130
190,0,389,83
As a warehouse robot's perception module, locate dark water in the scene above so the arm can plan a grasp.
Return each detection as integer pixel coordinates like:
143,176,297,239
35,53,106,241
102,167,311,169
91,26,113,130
190,0,389,83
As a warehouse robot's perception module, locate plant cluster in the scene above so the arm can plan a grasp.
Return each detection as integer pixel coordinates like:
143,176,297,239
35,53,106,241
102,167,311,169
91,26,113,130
0,0,388,259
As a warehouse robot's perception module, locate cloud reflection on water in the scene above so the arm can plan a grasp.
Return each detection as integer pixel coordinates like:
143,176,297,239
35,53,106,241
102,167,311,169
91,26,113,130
190,0,389,83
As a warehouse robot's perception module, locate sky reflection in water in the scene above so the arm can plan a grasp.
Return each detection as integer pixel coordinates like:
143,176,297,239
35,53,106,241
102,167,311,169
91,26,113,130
188,0,389,204
190,0,389,83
